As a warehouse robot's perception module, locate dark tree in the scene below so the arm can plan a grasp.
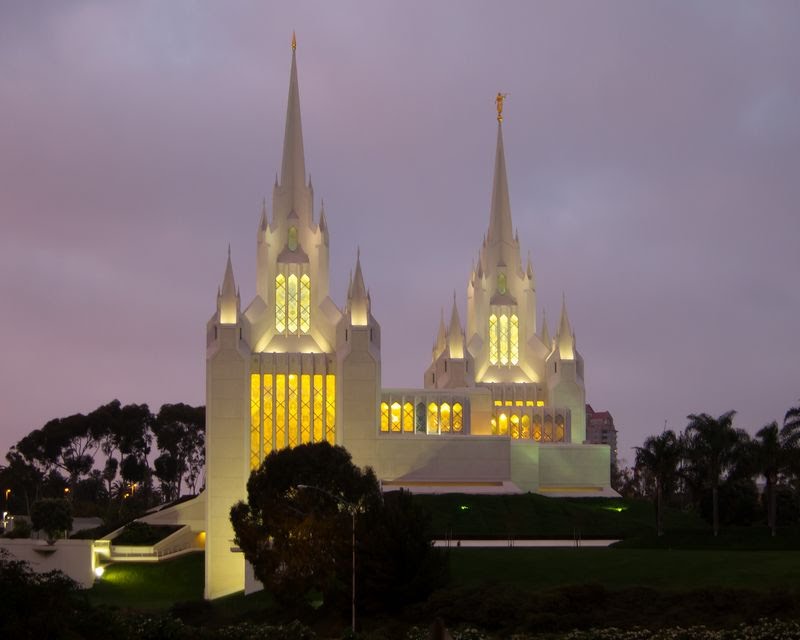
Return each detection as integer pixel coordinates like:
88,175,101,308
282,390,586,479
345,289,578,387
635,429,682,536
30,498,73,542
153,404,205,499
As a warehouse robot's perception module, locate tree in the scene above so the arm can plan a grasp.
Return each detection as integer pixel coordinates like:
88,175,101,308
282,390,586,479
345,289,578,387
684,411,749,536
230,442,445,616
30,498,73,542
152,404,205,500
635,429,682,536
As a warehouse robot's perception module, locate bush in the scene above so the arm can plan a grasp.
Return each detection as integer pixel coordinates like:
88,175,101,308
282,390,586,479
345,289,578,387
113,521,181,545
4,518,31,538
30,498,73,541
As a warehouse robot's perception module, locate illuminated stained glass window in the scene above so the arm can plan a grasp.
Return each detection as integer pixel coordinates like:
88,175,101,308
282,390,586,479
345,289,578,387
416,402,426,433
325,375,336,445
250,374,261,470
427,402,439,434
275,375,286,449
544,415,553,442
533,415,542,441
510,314,519,365
288,374,298,447
313,375,324,442
498,413,508,436
403,402,414,432
300,374,311,443
380,402,389,432
390,402,402,432
489,314,498,364
453,403,463,432
490,417,498,435
510,414,520,439
521,414,531,439
275,275,286,332
263,374,273,454
499,315,509,365
300,274,311,334
440,403,451,433
497,272,507,295
556,415,565,442
287,275,298,333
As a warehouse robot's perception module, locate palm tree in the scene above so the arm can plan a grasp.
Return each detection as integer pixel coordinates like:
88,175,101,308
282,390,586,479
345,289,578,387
752,422,782,536
684,411,749,537
635,429,682,536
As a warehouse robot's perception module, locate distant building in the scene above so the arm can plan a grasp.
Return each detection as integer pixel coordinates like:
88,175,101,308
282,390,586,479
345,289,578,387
585,405,618,468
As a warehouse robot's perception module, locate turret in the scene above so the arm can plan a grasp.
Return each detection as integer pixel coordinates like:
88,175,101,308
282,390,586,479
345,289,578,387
217,247,240,326
425,294,475,389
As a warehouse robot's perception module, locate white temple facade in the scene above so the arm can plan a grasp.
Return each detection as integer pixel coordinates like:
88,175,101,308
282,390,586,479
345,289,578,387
204,43,614,599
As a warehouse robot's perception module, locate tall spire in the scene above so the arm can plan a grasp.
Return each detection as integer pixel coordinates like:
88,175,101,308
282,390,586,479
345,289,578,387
218,246,239,325
280,32,306,198
435,309,447,357
557,294,575,360
487,121,515,259
348,249,369,326
540,310,551,350
447,293,465,359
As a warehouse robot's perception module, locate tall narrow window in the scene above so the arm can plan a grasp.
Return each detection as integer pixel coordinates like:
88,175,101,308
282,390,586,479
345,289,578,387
403,402,414,432
490,417,498,435
415,402,426,433
275,275,286,332
275,375,286,449
521,414,531,439
498,314,509,365
300,274,311,333
390,402,402,432
288,374,298,447
427,403,439,434
453,403,463,432
325,375,336,444
498,413,509,436
263,374,273,454
489,314,498,365
380,402,389,432
313,375,324,442
287,274,298,333
288,226,298,251
510,314,519,365
250,374,261,470
300,374,311,443
440,403,451,433
497,272,507,295
510,414,520,439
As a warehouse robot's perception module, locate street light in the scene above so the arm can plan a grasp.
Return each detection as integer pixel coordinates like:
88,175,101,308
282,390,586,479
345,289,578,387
296,484,362,634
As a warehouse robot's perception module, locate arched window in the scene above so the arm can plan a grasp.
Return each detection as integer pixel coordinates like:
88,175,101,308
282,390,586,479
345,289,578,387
497,272,507,295
403,402,414,432
510,314,519,365
390,402,402,432
380,402,389,432
452,403,463,432
300,274,311,333
555,415,565,442
489,314,498,365
521,414,531,439
288,226,298,251
490,417,498,435
499,315,509,365
440,403,451,433
287,274,298,333
498,413,508,436
427,403,439,434
510,414,520,439
533,414,542,441
275,275,286,332
416,402,426,433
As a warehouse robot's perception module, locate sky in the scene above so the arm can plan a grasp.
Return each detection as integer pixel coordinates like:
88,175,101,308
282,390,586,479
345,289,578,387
1,1,799,466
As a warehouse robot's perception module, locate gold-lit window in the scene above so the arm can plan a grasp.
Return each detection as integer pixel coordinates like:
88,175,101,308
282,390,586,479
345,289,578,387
453,403,463,432
287,275,298,333
544,415,553,442
537,400,544,407
403,402,414,432
263,374,273,454
313,375,324,442
533,416,542,441
300,374,311,443
390,402,402,432
494,400,503,406
288,374,298,447
275,275,286,332
440,403,451,433
300,274,311,334
556,415,565,442
380,402,389,432
510,314,519,365
275,375,286,449
526,400,534,406
510,414,520,439
499,315,509,365
325,375,336,444
515,400,523,406
498,413,508,436
427,402,439,434
250,374,261,470
521,414,531,439
489,314,498,365
490,417,498,435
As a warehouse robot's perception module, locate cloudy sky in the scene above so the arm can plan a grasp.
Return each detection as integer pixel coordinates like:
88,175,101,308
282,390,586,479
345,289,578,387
1,1,798,465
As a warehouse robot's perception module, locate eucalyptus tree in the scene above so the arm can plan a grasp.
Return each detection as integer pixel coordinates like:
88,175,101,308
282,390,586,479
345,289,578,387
635,429,683,536
684,411,750,536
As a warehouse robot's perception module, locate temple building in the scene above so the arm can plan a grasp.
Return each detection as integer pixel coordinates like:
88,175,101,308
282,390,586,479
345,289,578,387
204,40,615,599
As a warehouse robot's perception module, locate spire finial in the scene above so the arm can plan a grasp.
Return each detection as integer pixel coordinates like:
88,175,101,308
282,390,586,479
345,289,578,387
291,31,297,51
495,92,509,123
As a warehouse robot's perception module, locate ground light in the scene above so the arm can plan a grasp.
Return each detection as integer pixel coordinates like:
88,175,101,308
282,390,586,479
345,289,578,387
94,565,105,578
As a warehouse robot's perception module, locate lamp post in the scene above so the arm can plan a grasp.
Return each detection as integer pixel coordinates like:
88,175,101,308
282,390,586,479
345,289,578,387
296,484,361,634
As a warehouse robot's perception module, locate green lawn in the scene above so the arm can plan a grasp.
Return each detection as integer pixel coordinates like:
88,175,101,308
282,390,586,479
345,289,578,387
448,547,800,590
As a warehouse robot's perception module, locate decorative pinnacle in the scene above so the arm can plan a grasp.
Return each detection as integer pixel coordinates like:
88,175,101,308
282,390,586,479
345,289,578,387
495,92,509,123
291,31,297,51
